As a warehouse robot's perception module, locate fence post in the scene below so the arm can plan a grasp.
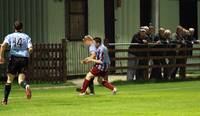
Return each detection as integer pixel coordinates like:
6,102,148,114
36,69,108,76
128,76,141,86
62,39,67,82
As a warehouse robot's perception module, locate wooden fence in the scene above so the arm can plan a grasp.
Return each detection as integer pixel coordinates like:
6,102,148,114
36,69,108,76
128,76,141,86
28,39,67,83
109,43,200,80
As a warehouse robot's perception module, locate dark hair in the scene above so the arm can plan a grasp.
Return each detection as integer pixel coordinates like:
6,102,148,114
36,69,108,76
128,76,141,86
93,37,102,44
14,21,23,31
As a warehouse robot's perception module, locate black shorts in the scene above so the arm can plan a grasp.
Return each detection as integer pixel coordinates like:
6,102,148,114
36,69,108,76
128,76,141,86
7,56,29,75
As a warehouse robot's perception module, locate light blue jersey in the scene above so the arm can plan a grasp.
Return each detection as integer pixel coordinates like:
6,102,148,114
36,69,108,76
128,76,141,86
89,43,96,54
3,32,32,57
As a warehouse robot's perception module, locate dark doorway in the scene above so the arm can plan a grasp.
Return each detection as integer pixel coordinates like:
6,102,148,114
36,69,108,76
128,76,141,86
104,0,115,69
180,0,198,38
140,0,152,26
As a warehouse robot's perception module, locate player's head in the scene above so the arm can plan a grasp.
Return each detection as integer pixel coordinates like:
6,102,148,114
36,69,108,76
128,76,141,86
83,35,94,46
14,21,23,32
93,37,102,48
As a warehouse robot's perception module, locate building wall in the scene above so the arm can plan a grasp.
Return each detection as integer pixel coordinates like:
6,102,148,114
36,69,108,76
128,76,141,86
47,0,65,43
160,0,179,32
198,1,200,40
114,0,140,72
0,0,65,43
115,0,140,44
0,0,46,43
88,0,105,38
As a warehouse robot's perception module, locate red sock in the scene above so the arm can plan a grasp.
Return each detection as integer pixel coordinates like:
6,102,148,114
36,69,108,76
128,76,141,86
102,81,114,91
81,79,90,93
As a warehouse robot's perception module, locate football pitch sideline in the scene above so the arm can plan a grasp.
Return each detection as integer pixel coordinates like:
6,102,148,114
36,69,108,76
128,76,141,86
0,80,200,116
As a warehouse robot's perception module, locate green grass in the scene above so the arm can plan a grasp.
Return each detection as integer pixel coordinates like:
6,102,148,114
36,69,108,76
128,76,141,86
0,80,200,116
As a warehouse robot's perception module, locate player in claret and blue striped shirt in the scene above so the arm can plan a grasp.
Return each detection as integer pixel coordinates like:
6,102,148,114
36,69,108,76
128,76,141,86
79,37,117,96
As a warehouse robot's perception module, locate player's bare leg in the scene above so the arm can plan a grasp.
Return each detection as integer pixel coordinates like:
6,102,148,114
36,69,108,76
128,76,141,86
2,74,15,105
18,73,31,99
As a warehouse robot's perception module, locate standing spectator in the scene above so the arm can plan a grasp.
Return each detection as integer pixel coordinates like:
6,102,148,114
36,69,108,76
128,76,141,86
186,28,196,56
171,26,186,80
162,30,176,80
127,29,149,81
150,28,165,80
149,26,156,42
154,28,165,42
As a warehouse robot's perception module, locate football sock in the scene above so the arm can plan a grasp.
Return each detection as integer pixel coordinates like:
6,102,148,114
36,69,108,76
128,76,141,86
102,81,114,91
88,78,95,94
81,79,90,93
4,83,11,101
20,81,28,89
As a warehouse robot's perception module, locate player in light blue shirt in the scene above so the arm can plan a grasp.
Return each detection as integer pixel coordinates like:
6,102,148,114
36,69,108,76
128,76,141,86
3,32,32,57
76,35,96,95
0,21,32,105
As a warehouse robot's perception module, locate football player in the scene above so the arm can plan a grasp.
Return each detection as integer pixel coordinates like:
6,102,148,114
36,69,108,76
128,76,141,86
0,21,33,105
79,35,96,95
79,37,117,95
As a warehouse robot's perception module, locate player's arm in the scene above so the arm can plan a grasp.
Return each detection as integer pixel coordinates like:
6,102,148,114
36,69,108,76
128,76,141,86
81,52,96,64
28,47,33,54
88,52,96,59
85,57,103,64
0,36,10,64
28,37,33,54
0,43,8,64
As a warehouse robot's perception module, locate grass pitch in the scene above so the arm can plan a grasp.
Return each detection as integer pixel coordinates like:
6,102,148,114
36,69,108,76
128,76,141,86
0,80,200,116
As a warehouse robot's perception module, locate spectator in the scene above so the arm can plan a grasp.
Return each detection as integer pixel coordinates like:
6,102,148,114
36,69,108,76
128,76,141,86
127,29,149,81
149,26,156,42
154,28,165,42
161,30,176,80
171,26,186,80
150,28,166,80
186,28,196,56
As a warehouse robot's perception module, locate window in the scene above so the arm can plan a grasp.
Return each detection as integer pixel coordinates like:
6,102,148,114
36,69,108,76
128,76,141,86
65,0,88,41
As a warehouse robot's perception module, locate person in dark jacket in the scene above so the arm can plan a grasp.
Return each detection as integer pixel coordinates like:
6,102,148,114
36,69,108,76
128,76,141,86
161,30,176,80
150,28,166,80
127,29,149,81
171,26,186,80
148,26,156,42
186,28,196,56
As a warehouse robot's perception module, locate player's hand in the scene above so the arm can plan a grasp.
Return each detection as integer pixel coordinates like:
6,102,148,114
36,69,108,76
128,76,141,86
81,59,89,64
0,56,5,64
81,58,92,64
81,59,87,64
85,57,93,62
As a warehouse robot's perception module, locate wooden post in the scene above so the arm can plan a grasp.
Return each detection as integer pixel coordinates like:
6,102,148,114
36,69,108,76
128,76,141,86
62,39,67,82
